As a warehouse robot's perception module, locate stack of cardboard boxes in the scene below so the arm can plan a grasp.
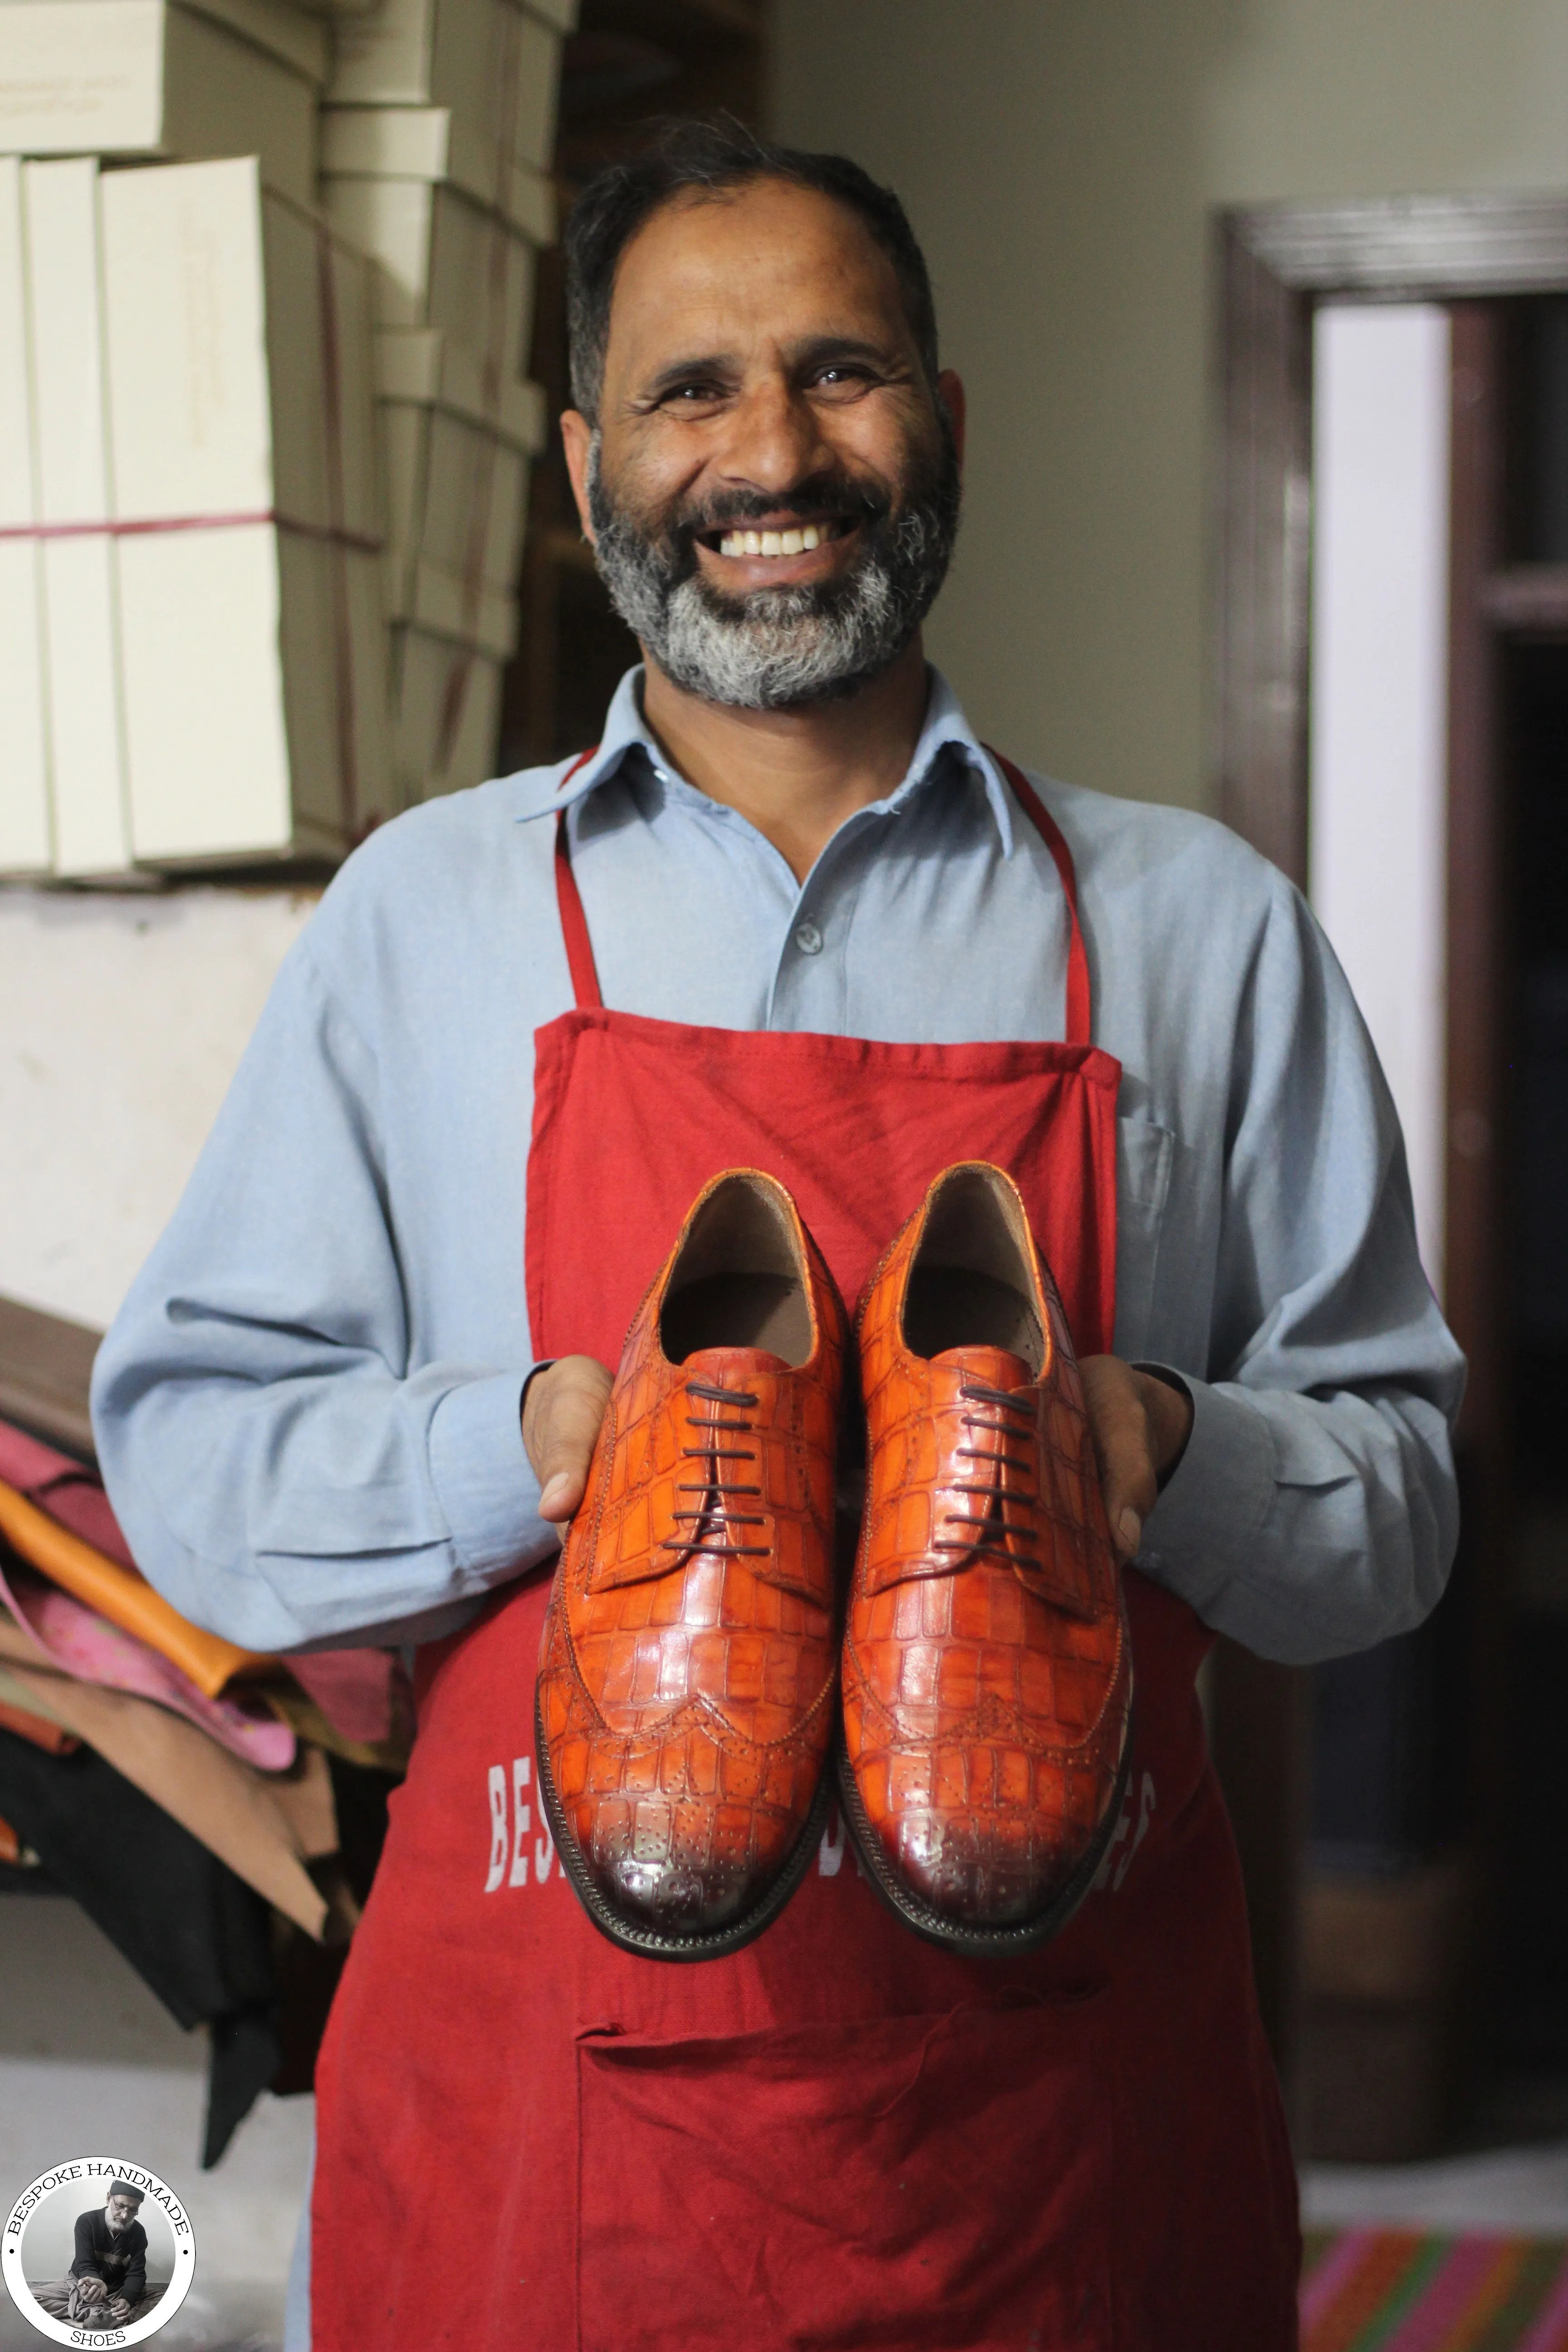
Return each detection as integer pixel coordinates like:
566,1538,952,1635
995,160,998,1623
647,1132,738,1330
0,0,563,877
320,0,559,804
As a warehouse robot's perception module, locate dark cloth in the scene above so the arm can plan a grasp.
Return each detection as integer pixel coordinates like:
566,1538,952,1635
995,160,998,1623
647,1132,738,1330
0,1724,280,2163
71,2208,148,2303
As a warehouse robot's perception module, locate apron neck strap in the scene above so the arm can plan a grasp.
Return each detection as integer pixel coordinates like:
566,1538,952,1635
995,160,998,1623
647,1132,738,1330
985,750,1092,1047
554,748,603,1011
550,742,1092,1045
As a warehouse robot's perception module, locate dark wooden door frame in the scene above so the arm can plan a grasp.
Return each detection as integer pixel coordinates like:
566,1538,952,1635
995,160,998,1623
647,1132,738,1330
1210,190,1568,2105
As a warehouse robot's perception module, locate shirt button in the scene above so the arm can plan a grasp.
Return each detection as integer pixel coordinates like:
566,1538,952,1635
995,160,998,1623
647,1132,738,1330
793,921,823,956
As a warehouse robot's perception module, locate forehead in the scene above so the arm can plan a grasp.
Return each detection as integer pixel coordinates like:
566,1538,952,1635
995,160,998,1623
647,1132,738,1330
605,179,911,377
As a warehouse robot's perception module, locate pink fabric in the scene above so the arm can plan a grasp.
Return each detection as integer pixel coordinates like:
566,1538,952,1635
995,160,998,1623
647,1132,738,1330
0,1561,295,1769
0,1413,393,1746
0,1417,293,1768
0,1419,137,1568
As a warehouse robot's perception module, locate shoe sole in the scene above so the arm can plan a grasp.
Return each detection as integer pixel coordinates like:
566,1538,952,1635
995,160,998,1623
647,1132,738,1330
834,1682,1136,1959
534,1685,833,1963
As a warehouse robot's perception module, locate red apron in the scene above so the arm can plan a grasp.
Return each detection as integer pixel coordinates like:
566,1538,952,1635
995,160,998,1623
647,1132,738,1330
312,755,1299,2352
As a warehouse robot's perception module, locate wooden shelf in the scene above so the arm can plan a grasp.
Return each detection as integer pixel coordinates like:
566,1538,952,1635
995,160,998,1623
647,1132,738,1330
0,1294,100,1462
1482,564,1568,634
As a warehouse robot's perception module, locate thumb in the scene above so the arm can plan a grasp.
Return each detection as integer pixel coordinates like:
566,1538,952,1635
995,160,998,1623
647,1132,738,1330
1079,1355,1159,1565
524,1355,613,1522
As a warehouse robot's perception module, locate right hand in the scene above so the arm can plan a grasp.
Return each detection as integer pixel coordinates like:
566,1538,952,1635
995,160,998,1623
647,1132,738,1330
76,2278,107,2304
522,1356,613,1523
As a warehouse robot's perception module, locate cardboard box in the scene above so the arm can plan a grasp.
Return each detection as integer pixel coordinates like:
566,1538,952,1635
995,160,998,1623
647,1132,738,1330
0,1,317,205
1,0,335,86
321,169,536,376
391,620,502,801
382,391,537,610
399,551,515,657
100,157,392,863
162,0,328,85
376,325,544,445
0,157,49,874
23,159,132,878
329,0,558,175
318,102,552,245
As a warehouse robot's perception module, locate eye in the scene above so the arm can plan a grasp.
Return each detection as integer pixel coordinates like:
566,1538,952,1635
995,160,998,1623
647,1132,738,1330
657,381,726,409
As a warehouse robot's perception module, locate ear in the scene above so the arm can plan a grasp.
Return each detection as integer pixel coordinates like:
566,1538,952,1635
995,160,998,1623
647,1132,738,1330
936,369,966,471
560,410,597,543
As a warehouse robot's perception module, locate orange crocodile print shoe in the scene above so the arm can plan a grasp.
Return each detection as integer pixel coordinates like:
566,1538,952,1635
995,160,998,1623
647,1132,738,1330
535,1169,847,1960
839,1161,1132,1955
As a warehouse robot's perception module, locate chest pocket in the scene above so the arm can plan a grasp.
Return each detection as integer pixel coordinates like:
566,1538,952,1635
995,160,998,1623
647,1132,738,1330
1113,1117,1174,1362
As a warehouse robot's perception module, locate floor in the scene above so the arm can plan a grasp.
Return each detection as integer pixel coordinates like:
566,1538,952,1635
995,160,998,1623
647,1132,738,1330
6,1896,1568,2350
0,1895,312,2351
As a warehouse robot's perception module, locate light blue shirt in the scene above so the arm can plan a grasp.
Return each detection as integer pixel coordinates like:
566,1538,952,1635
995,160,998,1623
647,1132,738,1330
92,666,1464,1668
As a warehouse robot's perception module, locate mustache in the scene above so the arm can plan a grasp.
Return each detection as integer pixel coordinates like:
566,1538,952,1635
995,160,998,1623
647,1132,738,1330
651,474,889,557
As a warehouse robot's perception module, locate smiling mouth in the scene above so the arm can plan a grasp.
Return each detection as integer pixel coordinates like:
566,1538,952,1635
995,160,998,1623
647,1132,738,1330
700,516,857,561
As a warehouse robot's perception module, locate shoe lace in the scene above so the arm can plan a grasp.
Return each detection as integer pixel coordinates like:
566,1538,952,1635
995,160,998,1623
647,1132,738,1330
662,1378,770,1559
931,1378,1043,1572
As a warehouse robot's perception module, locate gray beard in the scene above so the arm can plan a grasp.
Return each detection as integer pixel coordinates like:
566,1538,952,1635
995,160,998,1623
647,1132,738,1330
584,433,959,711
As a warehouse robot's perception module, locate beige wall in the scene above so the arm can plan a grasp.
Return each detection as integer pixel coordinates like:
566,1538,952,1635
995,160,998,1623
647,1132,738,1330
773,0,1568,811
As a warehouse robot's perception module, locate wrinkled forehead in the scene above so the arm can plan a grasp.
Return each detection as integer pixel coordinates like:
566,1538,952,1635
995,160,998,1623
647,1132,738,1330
603,180,917,389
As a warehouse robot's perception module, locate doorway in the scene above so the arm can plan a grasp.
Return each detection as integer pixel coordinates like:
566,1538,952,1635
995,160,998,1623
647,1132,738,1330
1216,195,1568,2156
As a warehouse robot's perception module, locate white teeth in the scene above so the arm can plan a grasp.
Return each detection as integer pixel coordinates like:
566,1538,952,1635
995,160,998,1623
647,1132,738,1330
716,523,827,560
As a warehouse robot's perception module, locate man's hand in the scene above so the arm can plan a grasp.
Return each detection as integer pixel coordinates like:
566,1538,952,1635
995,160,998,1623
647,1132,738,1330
523,1356,613,1523
1079,1356,1194,1565
75,2278,107,2305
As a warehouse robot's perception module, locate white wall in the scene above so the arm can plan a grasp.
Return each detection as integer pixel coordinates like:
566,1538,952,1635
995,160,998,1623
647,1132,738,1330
1308,305,1451,1295
0,887,314,1332
773,0,1568,813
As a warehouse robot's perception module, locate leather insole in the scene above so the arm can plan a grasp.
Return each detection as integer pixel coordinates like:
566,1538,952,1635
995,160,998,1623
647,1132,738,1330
902,1266,1042,1364
662,1273,809,1365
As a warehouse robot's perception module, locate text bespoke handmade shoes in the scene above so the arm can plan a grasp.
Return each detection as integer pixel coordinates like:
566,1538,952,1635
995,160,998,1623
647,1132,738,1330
535,1168,847,1960
838,1162,1132,1955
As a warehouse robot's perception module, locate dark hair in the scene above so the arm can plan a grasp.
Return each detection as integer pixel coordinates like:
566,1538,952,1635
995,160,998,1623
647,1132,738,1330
563,116,940,424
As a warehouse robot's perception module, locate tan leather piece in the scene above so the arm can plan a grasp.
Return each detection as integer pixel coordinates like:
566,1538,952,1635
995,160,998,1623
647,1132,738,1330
0,1653,332,1937
538,1170,846,1945
0,1475,274,1698
842,1162,1131,1937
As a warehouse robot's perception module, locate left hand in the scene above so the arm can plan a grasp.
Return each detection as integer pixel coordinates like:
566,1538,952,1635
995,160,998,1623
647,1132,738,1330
1079,1356,1194,1564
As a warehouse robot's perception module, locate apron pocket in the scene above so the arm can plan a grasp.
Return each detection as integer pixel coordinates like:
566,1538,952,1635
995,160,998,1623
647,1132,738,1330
576,1987,1112,2352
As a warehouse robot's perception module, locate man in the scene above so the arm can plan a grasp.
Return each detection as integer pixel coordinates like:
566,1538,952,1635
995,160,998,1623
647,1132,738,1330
94,120,1463,2350
31,2183,157,2328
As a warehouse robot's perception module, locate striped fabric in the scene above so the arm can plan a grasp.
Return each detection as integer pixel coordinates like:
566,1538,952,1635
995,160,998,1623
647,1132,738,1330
1302,2232,1568,2351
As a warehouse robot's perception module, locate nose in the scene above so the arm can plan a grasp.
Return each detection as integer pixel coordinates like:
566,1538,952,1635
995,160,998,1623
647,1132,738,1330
710,374,831,502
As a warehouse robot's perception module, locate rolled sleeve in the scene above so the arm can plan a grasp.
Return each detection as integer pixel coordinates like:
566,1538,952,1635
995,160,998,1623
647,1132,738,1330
1136,1373,1275,1616
428,1370,555,1579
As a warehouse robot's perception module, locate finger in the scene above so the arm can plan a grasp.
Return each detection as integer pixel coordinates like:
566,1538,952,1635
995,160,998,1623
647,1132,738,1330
1079,1356,1159,1563
525,1357,613,1522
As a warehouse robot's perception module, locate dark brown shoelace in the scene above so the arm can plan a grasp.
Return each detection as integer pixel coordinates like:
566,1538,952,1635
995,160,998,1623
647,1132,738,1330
664,1378,769,1559
934,1377,1043,1571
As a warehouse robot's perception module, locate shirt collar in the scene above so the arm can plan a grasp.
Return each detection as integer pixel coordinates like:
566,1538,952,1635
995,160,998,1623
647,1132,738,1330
508,664,1019,855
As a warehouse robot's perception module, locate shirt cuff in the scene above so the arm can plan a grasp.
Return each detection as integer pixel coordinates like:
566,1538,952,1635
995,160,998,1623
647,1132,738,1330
427,1369,554,1580
1134,1372,1276,1615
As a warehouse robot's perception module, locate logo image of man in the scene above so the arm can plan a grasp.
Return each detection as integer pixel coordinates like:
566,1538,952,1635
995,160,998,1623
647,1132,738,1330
29,2181,163,2330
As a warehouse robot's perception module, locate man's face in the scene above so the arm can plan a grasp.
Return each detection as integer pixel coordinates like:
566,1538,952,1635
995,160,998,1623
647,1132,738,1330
563,177,963,709
106,2196,137,2231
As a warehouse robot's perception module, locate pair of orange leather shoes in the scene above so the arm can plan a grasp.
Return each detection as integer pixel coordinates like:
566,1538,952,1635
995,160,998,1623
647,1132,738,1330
535,1164,1132,1962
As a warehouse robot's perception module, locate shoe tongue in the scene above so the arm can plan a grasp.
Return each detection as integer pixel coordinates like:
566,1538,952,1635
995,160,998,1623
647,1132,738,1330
680,1346,791,1380
931,1344,1034,1390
